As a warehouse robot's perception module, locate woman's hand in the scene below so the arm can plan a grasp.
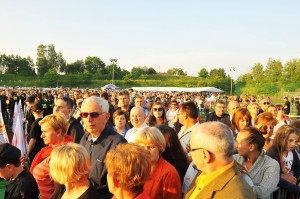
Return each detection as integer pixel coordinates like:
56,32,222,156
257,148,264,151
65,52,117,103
281,173,297,184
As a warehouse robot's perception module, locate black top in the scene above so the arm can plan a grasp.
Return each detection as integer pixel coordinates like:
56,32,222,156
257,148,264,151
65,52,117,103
80,125,127,198
29,118,45,162
67,117,84,143
206,112,231,128
54,183,102,199
5,169,39,199
284,100,291,115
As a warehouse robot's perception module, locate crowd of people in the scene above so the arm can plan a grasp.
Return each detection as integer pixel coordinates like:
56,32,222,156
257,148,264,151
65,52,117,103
0,86,299,199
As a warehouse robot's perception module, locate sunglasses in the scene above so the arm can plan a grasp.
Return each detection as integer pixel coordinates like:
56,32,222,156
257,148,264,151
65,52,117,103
153,108,163,112
263,102,270,105
80,112,104,118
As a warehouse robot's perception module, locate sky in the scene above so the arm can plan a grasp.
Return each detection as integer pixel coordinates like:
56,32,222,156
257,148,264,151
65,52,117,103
1,1,300,79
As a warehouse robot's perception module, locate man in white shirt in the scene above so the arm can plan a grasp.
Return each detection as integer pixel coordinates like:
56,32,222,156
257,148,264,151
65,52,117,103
125,107,148,142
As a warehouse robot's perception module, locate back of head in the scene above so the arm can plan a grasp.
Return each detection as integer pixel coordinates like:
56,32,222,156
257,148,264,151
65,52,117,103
180,101,198,119
254,112,277,130
192,122,234,159
105,143,151,193
31,102,44,113
50,143,90,184
0,143,21,167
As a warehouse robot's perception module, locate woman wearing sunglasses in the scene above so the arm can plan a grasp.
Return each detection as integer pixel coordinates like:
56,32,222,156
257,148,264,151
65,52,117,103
148,102,168,127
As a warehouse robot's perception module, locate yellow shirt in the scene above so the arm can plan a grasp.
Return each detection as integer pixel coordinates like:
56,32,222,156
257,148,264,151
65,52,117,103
189,161,235,199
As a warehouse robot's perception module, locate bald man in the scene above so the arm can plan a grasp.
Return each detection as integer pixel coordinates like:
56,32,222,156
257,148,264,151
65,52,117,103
125,107,148,142
227,100,240,121
184,122,255,199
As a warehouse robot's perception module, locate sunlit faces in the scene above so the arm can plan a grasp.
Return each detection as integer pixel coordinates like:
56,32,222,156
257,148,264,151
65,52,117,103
114,115,126,129
40,123,62,145
285,133,299,153
81,101,109,136
260,125,275,139
238,117,250,131
235,132,252,157
130,107,146,128
53,99,72,118
136,143,160,165
227,101,239,116
267,106,278,118
134,98,144,107
119,95,130,107
152,105,163,118
215,103,226,117
250,104,260,116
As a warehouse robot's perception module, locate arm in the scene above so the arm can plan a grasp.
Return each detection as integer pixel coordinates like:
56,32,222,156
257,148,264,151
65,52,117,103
252,159,280,198
25,138,36,160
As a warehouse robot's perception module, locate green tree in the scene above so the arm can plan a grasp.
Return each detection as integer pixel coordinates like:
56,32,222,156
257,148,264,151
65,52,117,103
85,56,106,74
282,59,300,83
198,68,209,78
251,63,265,83
65,60,84,74
209,68,226,79
265,58,283,82
36,44,49,75
57,52,66,73
167,67,187,76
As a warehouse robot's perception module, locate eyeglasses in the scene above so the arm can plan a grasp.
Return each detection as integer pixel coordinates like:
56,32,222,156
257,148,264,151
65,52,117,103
80,112,105,118
187,145,212,154
263,102,270,105
153,108,163,112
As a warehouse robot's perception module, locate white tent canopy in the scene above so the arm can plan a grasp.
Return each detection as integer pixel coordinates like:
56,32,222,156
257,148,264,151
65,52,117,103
131,87,223,93
102,84,120,90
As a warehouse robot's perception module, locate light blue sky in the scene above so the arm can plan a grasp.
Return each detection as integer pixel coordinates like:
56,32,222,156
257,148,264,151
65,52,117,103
1,1,299,79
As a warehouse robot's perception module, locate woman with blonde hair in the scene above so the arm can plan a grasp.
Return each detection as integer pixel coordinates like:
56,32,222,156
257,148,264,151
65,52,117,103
247,102,260,126
134,127,181,199
50,143,101,199
30,113,73,199
105,143,151,199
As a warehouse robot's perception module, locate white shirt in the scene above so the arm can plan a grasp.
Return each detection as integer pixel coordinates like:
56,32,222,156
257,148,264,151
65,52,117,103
282,151,293,174
125,123,148,143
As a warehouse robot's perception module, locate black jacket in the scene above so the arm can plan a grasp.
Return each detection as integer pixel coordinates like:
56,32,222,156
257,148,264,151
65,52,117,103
80,126,127,199
5,170,39,199
206,112,231,128
67,117,84,143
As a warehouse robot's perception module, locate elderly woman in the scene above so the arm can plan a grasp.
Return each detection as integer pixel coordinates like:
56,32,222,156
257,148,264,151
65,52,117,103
49,143,101,199
105,143,151,199
134,126,181,199
30,113,73,199
254,112,277,151
147,102,168,126
234,127,280,199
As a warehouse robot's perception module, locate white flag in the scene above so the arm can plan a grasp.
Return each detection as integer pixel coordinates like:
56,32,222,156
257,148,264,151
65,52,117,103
0,100,9,144
12,102,19,133
18,99,25,122
11,114,27,156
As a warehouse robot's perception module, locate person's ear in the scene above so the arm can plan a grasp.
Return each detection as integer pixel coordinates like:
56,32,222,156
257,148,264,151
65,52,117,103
249,144,255,152
202,150,212,163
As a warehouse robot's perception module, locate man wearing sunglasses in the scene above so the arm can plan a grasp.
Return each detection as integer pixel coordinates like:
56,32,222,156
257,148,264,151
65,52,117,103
184,122,255,199
80,96,127,198
259,98,271,113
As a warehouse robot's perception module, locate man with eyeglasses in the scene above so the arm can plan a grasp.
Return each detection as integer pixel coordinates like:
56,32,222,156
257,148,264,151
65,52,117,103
206,100,231,127
184,122,255,199
79,96,127,198
53,97,84,143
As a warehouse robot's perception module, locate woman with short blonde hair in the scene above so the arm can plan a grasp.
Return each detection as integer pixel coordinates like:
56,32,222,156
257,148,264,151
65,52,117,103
50,143,100,199
134,127,181,199
105,143,151,199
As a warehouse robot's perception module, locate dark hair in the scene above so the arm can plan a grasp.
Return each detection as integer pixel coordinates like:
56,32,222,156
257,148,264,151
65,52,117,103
31,102,44,113
119,90,130,98
113,109,128,123
101,92,109,100
290,120,300,130
58,97,73,109
156,125,189,183
180,101,198,119
240,127,265,151
148,102,167,126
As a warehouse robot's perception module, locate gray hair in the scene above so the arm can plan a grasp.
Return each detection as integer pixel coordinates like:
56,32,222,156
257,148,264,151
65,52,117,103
82,96,109,113
195,122,234,159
